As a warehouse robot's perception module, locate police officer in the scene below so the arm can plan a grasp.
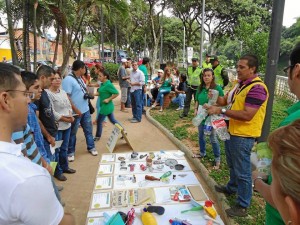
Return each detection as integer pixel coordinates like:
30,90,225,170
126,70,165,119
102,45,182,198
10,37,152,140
202,54,212,69
210,55,229,89
180,58,202,118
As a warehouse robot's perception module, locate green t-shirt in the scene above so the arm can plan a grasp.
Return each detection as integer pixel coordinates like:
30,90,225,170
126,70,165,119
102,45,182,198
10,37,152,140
159,77,172,92
138,64,148,83
195,85,224,124
98,80,119,116
266,101,300,225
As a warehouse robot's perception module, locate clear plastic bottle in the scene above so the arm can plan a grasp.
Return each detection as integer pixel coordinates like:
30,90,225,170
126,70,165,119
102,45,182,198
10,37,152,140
203,116,213,136
211,115,230,141
192,105,207,127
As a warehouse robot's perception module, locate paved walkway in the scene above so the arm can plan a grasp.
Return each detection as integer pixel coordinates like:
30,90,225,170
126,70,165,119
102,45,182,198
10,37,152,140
57,91,220,224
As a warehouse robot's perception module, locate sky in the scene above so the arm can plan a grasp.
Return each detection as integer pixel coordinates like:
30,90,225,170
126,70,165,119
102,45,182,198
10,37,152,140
283,0,300,27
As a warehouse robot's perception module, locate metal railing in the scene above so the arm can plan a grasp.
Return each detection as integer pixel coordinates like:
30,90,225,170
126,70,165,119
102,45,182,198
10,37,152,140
226,69,298,103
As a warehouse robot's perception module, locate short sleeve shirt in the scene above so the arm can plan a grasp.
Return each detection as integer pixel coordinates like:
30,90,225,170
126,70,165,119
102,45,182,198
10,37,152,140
99,80,119,115
196,85,224,105
138,64,148,83
62,74,89,114
118,66,129,88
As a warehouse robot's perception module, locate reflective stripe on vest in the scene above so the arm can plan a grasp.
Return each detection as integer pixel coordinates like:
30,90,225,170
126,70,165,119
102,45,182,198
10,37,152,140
213,65,223,86
187,67,202,86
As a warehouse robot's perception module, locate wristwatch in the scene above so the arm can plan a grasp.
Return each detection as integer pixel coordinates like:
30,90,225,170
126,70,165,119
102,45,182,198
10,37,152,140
221,108,227,114
252,176,263,190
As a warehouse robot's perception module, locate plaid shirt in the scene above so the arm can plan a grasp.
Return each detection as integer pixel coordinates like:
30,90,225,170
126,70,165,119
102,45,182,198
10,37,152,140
28,103,50,164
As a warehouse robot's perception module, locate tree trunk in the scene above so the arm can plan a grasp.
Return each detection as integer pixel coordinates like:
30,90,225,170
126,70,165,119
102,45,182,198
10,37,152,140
23,0,31,71
5,0,19,65
52,24,60,68
33,1,38,72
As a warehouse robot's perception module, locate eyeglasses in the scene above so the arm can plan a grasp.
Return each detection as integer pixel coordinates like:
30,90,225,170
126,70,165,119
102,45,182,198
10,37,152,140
5,90,35,99
283,65,295,74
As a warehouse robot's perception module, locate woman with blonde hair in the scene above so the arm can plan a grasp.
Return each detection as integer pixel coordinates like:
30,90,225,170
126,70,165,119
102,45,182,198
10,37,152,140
268,119,300,225
151,66,174,112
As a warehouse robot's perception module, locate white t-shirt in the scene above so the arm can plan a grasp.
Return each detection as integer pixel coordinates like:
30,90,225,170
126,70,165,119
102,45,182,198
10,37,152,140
0,141,64,225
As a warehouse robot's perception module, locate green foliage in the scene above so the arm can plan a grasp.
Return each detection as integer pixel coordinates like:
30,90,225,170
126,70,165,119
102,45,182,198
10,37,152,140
150,94,293,225
103,63,119,81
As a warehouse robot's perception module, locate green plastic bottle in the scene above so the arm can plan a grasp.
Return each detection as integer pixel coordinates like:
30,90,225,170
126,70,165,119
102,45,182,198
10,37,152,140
160,171,172,180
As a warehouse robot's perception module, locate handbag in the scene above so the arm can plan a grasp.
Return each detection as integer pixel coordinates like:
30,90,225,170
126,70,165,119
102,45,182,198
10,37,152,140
88,99,95,114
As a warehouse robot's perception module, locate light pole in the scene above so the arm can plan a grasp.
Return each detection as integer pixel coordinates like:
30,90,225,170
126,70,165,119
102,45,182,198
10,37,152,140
183,26,185,68
200,0,205,67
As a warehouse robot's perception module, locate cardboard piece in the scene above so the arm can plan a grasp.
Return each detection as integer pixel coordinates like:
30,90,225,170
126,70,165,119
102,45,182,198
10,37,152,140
106,124,133,153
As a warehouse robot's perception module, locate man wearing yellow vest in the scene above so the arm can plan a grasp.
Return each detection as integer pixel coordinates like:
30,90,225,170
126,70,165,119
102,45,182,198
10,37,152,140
210,55,229,89
180,58,202,118
206,54,269,217
202,54,212,69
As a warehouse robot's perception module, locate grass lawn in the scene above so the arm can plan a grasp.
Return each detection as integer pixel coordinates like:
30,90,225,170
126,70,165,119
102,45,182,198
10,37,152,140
150,95,294,225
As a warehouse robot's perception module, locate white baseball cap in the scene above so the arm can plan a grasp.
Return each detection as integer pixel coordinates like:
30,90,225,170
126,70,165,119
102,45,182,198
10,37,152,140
121,58,127,63
157,69,164,73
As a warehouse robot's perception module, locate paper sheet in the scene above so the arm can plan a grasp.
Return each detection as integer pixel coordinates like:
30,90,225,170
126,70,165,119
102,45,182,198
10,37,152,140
50,140,63,155
90,192,111,210
94,176,113,190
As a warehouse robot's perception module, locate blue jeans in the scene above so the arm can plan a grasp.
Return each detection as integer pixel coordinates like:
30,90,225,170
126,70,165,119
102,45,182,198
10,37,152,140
198,124,221,163
156,90,170,106
55,128,71,176
96,113,122,138
68,110,95,156
172,93,186,108
43,137,55,162
225,135,255,208
131,89,143,121
51,176,61,203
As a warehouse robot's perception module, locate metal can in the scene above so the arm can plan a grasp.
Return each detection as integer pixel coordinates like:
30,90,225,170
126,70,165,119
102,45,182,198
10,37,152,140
140,164,146,171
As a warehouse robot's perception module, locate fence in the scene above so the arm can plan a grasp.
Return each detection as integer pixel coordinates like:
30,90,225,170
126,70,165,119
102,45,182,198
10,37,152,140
226,69,298,103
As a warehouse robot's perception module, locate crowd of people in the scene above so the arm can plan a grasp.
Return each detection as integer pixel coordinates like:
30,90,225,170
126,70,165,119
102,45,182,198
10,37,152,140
1,44,300,224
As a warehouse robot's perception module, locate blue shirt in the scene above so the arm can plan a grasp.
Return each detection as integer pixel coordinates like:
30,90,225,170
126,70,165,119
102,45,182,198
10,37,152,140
28,103,50,164
12,124,42,166
62,74,89,114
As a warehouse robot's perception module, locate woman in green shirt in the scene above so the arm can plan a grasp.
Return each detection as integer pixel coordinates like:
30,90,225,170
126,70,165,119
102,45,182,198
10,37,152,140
193,68,224,169
151,67,174,112
94,70,122,141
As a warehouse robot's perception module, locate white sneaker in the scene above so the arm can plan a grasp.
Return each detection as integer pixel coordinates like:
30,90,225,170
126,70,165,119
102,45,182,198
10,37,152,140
90,149,98,156
68,155,75,162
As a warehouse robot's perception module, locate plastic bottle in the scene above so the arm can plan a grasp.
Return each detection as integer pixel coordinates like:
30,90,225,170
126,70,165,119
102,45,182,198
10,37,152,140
141,212,157,225
203,116,213,136
192,106,208,127
211,115,230,141
160,171,172,180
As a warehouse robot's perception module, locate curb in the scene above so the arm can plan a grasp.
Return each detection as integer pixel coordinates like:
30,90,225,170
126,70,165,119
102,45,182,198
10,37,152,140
146,108,234,225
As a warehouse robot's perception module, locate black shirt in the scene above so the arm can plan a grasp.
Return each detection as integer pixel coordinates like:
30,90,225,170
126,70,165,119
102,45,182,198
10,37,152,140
35,90,58,137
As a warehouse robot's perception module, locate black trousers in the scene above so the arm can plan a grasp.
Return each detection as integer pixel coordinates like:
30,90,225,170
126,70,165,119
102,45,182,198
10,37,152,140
182,85,198,116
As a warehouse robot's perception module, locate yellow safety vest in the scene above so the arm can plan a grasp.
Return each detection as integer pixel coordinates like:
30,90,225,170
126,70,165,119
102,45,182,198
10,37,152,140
229,77,269,137
213,65,223,87
202,62,212,69
187,66,202,86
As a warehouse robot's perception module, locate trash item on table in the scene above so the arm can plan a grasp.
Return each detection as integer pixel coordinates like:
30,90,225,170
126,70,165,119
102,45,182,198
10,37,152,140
165,159,178,169
120,166,127,171
204,206,217,219
140,154,147,159
120,161,126,167
173,175,176,180
181,206,203,213
204,200,214,207
169,218,192,225
125,208,135,225
175,164,185,170
118,156,125,161
129,164,135,172
178,174,187,178
160,171,172,180
140,164,147,171
144,205,165,215
141,211,157,225
153,160,163,164
156,164,164,170
149,152,155,159
148,166,154,172
146,157,153,167
117,175,132,181
132,175,136,183
174,150,185,157
131,151,139,159
103,212,125,225
145,175,160,181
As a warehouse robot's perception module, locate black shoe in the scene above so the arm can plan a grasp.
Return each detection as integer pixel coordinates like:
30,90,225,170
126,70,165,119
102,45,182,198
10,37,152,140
94,137,100,141
226,205,247,217
64,168,76,174
142,110,146,115
179,114,187,118
54,174,67,181
215,185,234,196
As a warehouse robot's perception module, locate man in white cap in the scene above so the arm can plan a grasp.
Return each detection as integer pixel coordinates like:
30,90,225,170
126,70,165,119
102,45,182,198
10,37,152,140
150,69,163,102
118,58,130,112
